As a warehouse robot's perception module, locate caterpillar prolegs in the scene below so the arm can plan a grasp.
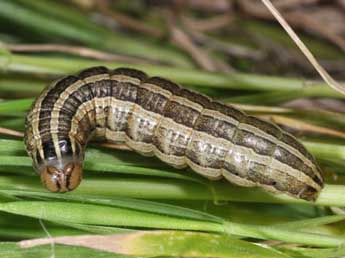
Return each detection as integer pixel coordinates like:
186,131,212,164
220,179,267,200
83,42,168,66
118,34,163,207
24,67,324,200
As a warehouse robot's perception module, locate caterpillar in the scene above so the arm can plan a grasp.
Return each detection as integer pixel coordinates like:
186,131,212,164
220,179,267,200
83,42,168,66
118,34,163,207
24,66,324,201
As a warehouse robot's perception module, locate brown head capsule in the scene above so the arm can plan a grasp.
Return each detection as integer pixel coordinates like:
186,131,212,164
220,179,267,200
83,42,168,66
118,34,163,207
40,162,83,193
24,66,324,200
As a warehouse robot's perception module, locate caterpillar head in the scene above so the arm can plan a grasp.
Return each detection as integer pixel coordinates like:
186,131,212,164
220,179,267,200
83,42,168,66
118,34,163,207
30,138,84,193
40,161,83,193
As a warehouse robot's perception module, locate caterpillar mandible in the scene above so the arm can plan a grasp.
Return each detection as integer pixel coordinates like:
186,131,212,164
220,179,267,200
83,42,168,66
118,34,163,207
24,66,324,201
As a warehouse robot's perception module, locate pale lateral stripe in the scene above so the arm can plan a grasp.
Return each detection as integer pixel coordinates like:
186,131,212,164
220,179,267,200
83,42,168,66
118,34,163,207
151,112,319,190
222,170,256,187
186,129,232,176
187,160,222,180
152,146,187,169
239,122,305,165
143,86,189,168
30,78,62,160
204,108,320,180
83,73,109,84
69,97,138,143
69,99,97,154
152,116,193,168
125,103,161,154
68,96,190,167
125,135,153,156
156,117,320,190
202,108,240,127
185,130,229,180
184,121,321,190
169,95,204,113
226,142,321,190
94,96,110,127
49,79,85,134
69,100,99,140
238,122,319,177
51,133,61,159
236,140,320,190
140,82,173,98
50,74,111,158
50,72,111,128
105,129,126,143
202,109,315,174
185,103,222,180
110,74,141,85
107,98,134,132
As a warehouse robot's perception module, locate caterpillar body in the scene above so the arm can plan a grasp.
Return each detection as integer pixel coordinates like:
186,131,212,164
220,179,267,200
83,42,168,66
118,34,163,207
24,66,324,201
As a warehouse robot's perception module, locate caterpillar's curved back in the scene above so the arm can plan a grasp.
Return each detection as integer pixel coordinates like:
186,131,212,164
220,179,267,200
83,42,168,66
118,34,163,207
24,66,324,200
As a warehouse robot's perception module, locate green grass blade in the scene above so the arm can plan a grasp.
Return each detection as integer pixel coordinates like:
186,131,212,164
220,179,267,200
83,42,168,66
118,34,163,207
0,99,33,113
273,215,345,230
1,174,345,207
223,221,345,247
0,242,130,258
1,190,222,223
23,231,291,258
0,201,344,247
280,246,345,258
0,53,343,96
0,201,224,232
121,231,292,258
